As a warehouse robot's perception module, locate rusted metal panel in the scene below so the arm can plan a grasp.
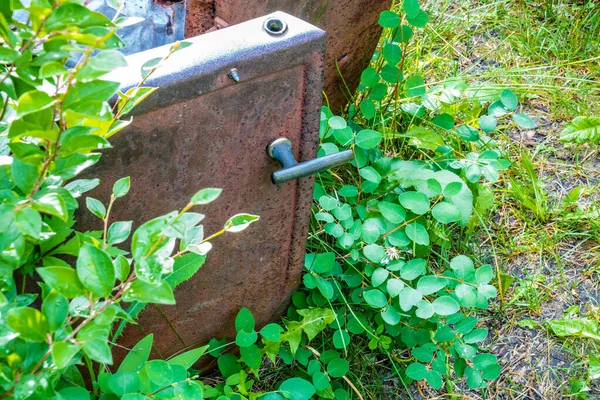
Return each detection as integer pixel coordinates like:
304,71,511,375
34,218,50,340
201,0,392,112
80,12,325,363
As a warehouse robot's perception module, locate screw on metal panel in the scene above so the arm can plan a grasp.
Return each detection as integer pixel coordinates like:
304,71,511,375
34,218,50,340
228,68,240,83
263,17,288,36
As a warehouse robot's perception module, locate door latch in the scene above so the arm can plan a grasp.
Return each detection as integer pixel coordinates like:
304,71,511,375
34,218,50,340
267,138,354,184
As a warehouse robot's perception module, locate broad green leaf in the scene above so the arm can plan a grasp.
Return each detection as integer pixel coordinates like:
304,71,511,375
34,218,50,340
63,80,120,110
360,68,379,87
464,328,488,343
399,287,422,311
455,317,478,334
394,25,414,43
406,9,429,27
15,207,42,238
17,90,55,116
360,166,381,184
405,222,429,246
224,213,259,232
6,307,49,342
173,381,204,398
403,0,421,18
372,267,389,287
482,363,501,381
191,188,222,205
240,343,262,369
260,323,284,342
12,157,40,194
425,369,443,389
473,354,497,370
0,47,19,63
145,360,173,386
122,279,175,304
401,258,426,280
42,291,68,331
360,99,376,119
33,193,68,221
77,243,115,298
107,221,132,245
355,129,382,149
45,3,114,30
433,296,460,316
405,74,426,97
380,64,401,84
294,308,336,342
236,330,258,347
165,252,207,288
415,300,434,319
433,113,454,130
455,124,480,141
547,318,600,340
512,113,535,129
386,279,404,297
363,244,386,264
218,353,241,378
431,202,462,224
450,255,475,281
478,115,497,133
500,89,518,110
86,197,106,219
113,256,130,282
382,305,402,325
80,49,127,79
475,264,493,284
108,372,140,396
236,307,255,332
52,342,81,369
417,276,447,295
378,201,406,224
118,334,153,373
363,289,388,308
58,387,90,400
168,345,209,369
327,358,349,378
333,329,351,349
280,378,316,400
378,10,400,28
37,266,85,298
113,177,130,198
383,43,401,65
488,100,510,117
312,371,330,391
399,191,429,214
406,362,427,380
465,366,483,389
319,195,338,211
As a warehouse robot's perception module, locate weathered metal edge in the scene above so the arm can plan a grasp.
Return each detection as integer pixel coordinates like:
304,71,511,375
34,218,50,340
107,11,327,115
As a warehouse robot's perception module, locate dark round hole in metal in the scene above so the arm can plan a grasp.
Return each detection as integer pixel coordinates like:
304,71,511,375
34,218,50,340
264,18,287,36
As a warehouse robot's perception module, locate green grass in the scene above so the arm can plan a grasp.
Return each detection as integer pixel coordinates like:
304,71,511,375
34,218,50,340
416,1,600,397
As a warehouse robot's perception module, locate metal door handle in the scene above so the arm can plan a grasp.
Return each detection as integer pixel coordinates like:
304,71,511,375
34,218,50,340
267,138,354,184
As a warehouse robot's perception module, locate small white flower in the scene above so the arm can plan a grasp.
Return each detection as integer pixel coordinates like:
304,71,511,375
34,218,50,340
381,246,401,264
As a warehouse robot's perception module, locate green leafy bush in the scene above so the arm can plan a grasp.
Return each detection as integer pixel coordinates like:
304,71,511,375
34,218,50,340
0,1,257,398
